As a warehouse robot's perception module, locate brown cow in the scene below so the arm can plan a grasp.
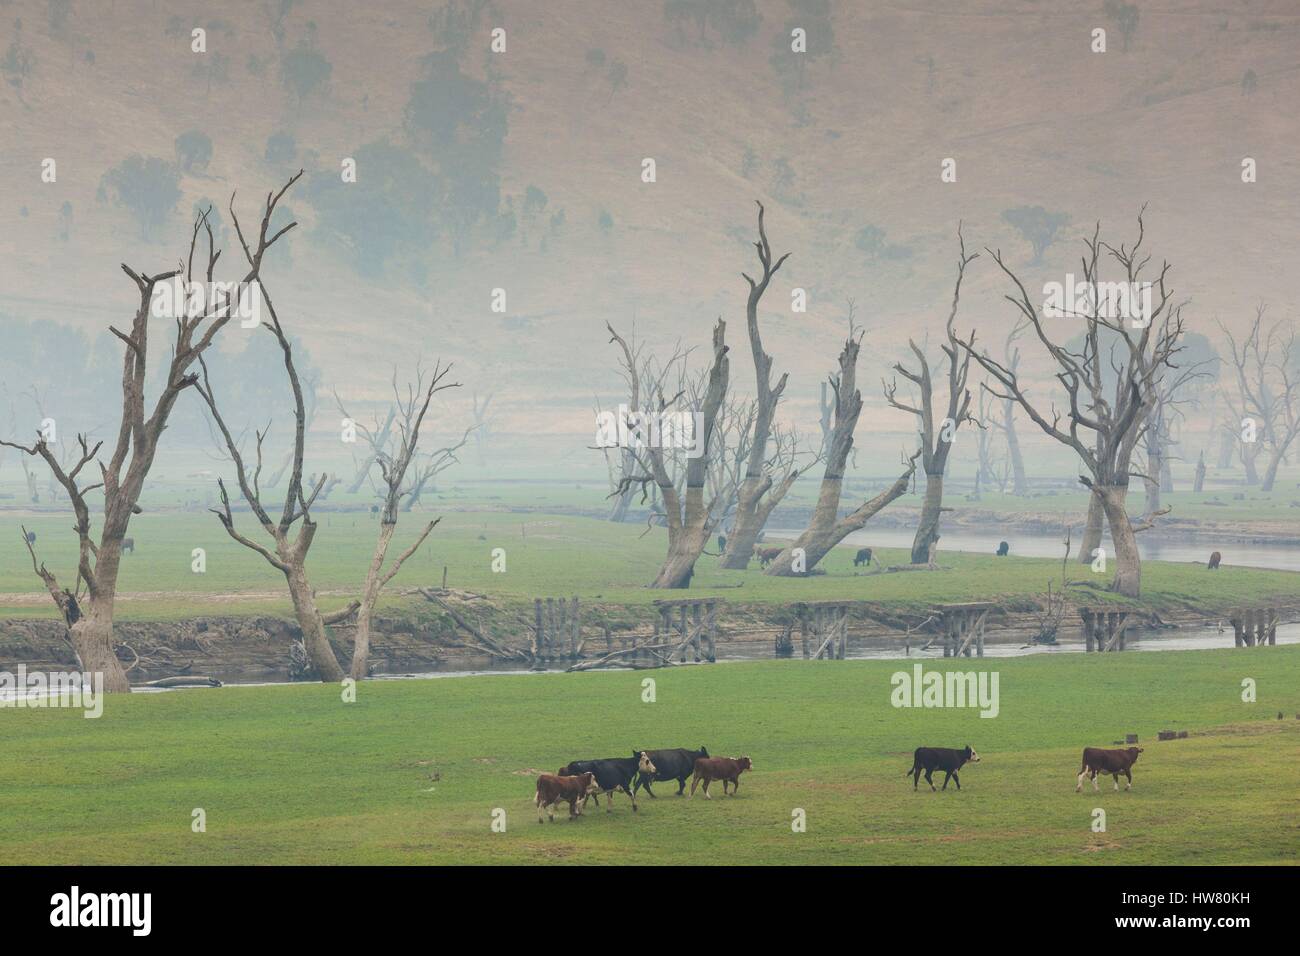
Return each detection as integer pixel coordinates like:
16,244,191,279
1208,551,1222,570
690,756,752,798
755,547,782,568
1075,746,1143,792
535,771,600,822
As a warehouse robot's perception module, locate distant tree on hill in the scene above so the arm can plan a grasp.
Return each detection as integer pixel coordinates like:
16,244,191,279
101,155,182,238
1002,206,1070,264
265,131,296,165
281,40,331,104
2,19,34,99
175,130,214,173
664,0,762,47
1105,0,1140,52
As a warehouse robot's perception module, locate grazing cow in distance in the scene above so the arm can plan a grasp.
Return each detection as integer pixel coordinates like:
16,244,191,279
558,751,656,812
122,537,135,554
1208,551,1222,570
854,547,874,567
996,541,1009,556
1076,746,1142,792
633,746,709,798
535,771,600,823
690,756,752,798
24,531,36,545
906,745,980,791
756,546,782,568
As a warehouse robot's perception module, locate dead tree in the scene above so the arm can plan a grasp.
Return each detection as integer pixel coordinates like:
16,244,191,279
767,322,919,576
884,229,978,565
607,320,730,588
351,363,461,679
470,390,494,466
3,384,41,503
343,402,396,494
721,202,800,568
962,211,1186,597
0,171,302,692
194,258,357,683
404,425,473,511
1220,306,1298,492
998,321,1030,495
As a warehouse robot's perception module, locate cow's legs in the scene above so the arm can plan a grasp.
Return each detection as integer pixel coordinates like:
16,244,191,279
537,797,546,824
621,784,638,811
702,779,712,799
637,776,657,799
1124,769,1133,790
677,777,688,796
941,771,952,791
925,768,936,792
689,774,700,797
603,789,614,812
731,776,740,795
1091,770,1100,792
913,767,922,790
952,771,961,791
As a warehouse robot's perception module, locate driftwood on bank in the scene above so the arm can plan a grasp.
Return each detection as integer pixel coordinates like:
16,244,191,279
418,588,530,661
144,676,223,688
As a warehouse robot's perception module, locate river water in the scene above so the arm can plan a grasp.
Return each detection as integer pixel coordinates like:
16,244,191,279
769,527,1300,572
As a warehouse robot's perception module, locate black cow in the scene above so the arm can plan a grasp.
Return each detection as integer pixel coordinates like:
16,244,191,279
854,547,874,567
905,745,980,791
633,746,709,798
1208,551,1222,570
24,531,36,545
995,541,1009,556
122,537,135,554
559,751,656,812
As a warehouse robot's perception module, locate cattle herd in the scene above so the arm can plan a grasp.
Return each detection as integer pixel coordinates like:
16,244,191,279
535,746,753,822
534,742,1146,821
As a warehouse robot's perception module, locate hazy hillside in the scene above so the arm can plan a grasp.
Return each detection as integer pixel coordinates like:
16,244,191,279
2,0,1298,469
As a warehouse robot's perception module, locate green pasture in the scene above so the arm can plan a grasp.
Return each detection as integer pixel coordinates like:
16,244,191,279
2,649,1297,864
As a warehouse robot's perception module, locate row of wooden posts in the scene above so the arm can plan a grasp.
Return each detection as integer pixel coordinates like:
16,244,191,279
523,597,1284,667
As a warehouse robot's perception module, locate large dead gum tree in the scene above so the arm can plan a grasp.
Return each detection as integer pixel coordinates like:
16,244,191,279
963,212,1185,598
607,320,730,588
998,321,1030,496
349,364,460,679
884,230,978,565
1220,305,1298,492
721,202,801,569
1,172,302,692
766,314,919,576
195,277,356,682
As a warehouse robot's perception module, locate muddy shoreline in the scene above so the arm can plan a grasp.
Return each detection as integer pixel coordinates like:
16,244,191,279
4,597,1296,686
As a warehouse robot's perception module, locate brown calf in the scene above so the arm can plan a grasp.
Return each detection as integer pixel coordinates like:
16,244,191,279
1208,551,1222,569
1076,746,1143,792
690,756,753,798
535,771,600,822
756,547,782,568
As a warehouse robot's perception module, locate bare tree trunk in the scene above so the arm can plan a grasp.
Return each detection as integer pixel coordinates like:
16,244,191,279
910,473,945,564
1261,449,1284,491
1098,485,1140,598
285,554,344,682
1078,493,1104,565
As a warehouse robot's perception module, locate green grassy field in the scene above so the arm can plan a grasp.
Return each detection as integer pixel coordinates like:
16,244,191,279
3,649,1298,865
2,509,1297,621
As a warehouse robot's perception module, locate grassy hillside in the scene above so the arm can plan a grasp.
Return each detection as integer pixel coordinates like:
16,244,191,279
3,649,1297,864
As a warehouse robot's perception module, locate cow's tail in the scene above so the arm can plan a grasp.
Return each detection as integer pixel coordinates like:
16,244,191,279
904,750,919,775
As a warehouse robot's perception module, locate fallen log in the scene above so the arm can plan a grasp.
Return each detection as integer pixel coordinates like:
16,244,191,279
419,589,530,661
144,676,222,688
